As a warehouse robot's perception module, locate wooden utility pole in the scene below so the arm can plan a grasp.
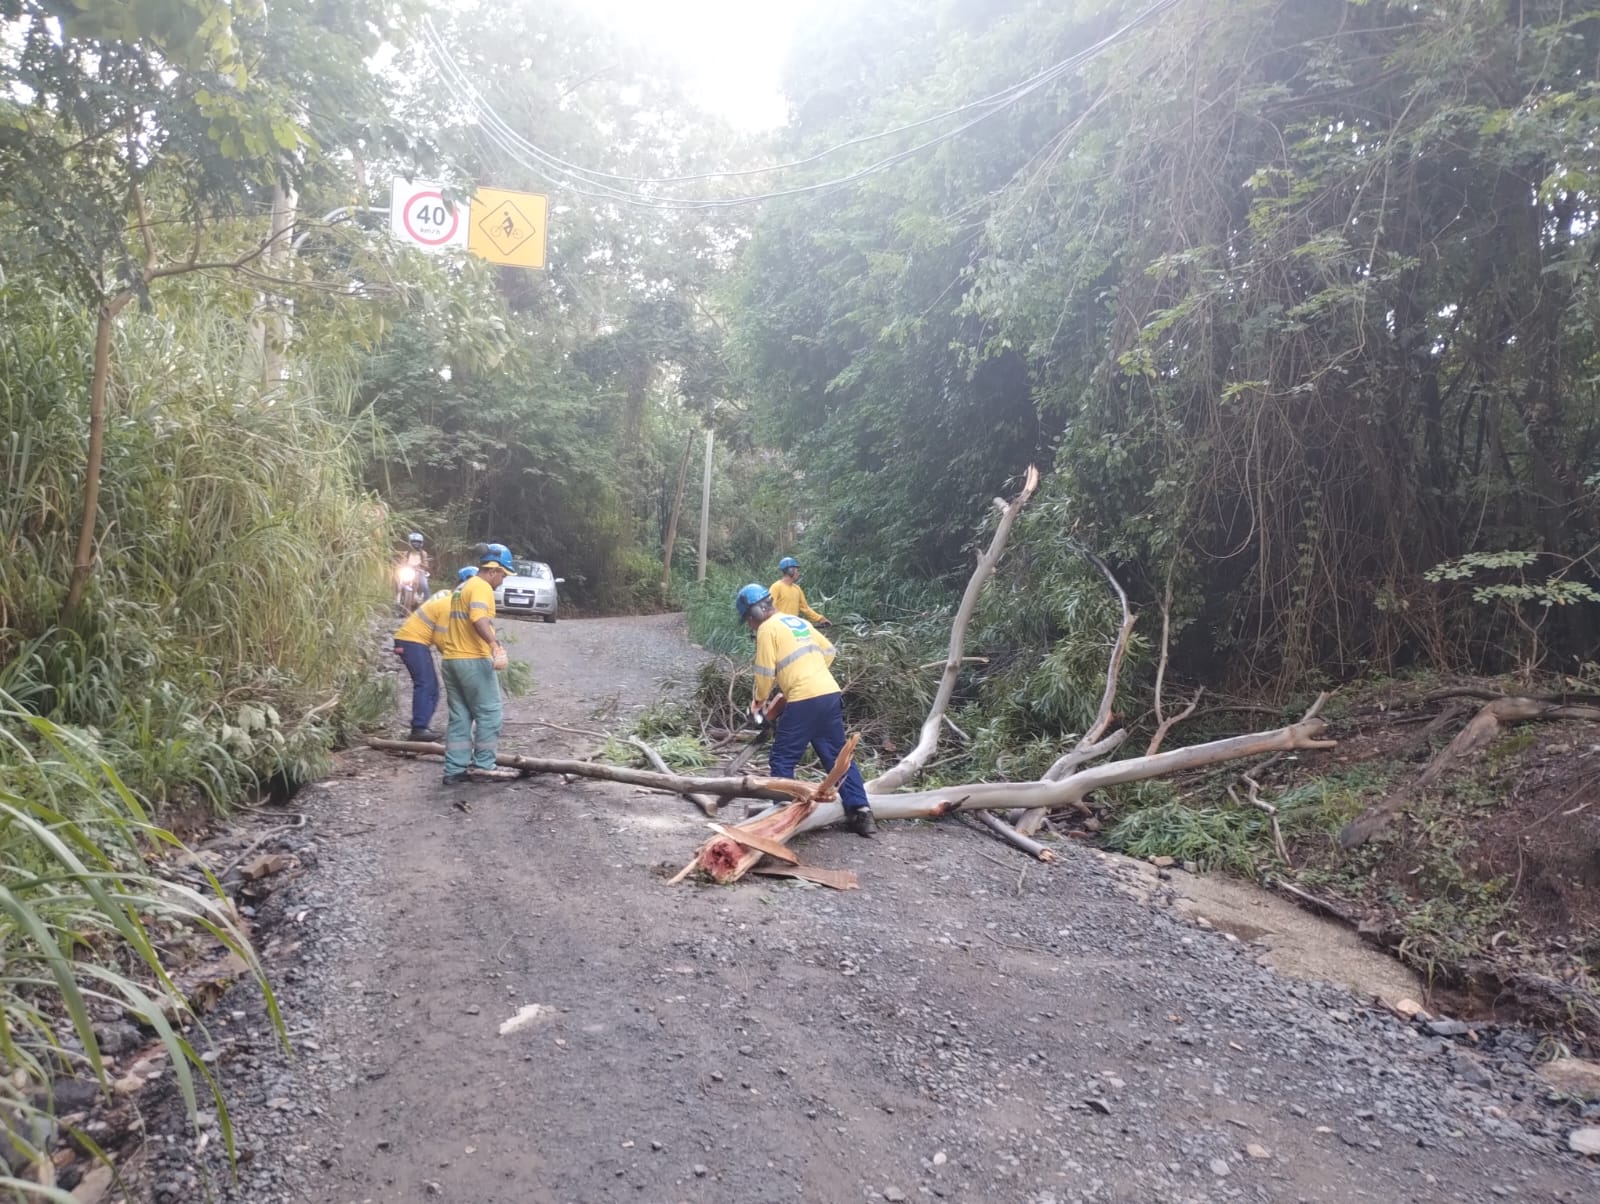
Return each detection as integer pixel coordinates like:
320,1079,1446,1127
697,427,714,583
660,432,694,598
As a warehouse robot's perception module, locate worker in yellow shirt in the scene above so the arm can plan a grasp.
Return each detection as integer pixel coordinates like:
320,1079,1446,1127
391,573,461,742
735,583,873,836
769,557,830,628
440,548,514,785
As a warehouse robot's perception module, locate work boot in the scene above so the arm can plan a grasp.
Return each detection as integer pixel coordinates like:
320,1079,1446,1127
442,773,470,786
408,727,443,742
844,807,876,838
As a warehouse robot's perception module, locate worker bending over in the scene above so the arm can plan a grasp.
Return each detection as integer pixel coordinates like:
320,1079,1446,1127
735,584,874,837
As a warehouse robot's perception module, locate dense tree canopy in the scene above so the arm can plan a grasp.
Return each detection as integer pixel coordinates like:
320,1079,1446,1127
733,0,1600,687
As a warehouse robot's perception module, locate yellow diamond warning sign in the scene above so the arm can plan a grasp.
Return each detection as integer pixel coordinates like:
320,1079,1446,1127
467,187,548,269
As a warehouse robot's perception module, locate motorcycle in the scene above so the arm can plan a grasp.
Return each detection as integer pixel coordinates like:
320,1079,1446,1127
395,558,426,614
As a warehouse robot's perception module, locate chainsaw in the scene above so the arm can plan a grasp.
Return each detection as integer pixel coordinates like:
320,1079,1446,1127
724,692,786,775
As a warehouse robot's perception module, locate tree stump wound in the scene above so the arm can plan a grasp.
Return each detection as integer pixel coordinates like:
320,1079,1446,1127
671,736,859,886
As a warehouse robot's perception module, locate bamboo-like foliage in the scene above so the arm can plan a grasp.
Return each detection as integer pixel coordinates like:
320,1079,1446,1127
0,693,277,1196
0,284,390,803
0,279,386,1191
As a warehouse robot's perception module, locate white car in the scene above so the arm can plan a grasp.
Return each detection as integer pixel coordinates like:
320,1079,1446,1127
494,559,563,622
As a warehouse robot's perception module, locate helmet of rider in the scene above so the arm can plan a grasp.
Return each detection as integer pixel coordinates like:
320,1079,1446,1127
408,532,425,545
480,547,515,573
457,566,479,583
734,583,772,621
778,556,799,573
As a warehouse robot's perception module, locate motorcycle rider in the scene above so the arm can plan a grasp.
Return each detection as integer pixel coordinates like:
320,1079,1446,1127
402,532,432,597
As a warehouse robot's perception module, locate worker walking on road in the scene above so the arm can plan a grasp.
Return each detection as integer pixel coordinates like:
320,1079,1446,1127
769,557,830,628
440,548,514,786
735,584,874,836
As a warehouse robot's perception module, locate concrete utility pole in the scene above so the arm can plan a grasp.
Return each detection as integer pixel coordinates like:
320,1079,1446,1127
697,427,714,583
259,180,298,386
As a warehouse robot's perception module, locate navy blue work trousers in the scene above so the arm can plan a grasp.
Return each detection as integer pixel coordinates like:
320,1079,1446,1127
394,639,439,730
768,692,870,811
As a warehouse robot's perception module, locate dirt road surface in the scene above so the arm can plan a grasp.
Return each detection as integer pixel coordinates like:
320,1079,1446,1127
145,615,1600,1204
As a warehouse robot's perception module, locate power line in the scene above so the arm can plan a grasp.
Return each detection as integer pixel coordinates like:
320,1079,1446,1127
420,0,1185,210
422,0,1180,190
423,1,1181,207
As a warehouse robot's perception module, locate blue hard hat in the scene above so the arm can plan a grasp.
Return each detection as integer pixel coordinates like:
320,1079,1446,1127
480,548,514,572
734,583,772,620
778,556,799,572
457,566,479,583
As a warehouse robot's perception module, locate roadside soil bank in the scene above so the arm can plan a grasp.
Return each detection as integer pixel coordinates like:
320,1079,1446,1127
1172,681,1600,1036
106,616,1600,1203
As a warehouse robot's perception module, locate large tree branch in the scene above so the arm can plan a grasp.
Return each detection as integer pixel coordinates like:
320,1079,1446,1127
796,719,1334,836
868,465,1039,794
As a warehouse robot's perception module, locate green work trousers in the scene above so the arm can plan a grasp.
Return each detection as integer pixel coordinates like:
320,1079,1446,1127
442,658,503,775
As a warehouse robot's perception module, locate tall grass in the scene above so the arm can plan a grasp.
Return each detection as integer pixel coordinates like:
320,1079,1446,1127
0,695,275,1193
1,282,386,1187
0,284,389,803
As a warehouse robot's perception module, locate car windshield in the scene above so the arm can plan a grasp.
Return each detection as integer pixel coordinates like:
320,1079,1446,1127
514,561,553,580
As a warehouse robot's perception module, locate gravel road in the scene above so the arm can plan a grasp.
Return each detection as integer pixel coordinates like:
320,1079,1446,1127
138,614,1600,1203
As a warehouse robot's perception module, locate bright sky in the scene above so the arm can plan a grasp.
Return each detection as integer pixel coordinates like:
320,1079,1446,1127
582,0,813,130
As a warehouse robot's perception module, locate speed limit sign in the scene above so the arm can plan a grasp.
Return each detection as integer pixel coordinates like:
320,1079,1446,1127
389,178,470,252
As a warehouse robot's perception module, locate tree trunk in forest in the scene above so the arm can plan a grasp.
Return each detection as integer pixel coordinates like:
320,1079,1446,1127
64,293,133,618
660,432,694,598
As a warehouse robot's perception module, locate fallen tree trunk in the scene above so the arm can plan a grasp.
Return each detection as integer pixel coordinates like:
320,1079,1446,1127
370,719,1333,822
628,736,719,817
743,717,1336,837
976,810,1057,862
367,737,800,802
671,737,859,885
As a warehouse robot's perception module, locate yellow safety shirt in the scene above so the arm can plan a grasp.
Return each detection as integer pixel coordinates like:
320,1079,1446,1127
393,592,451,646
753,614,839,705
440,575,497,660
768,578,826,625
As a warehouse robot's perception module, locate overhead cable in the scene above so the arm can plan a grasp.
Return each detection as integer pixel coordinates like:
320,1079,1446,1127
421,0,1185,210
421,0,1181,189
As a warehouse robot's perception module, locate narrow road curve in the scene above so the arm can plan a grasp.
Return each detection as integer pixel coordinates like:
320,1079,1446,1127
171,616,1599,1204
